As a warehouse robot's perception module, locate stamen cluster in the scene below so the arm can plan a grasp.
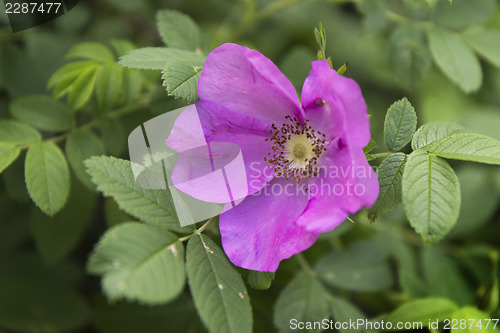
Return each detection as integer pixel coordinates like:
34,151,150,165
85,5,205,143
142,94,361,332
264,115,331,182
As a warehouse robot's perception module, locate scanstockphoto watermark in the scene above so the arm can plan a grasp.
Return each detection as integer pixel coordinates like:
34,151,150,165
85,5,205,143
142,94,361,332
289,318,423,331
249,162,377,198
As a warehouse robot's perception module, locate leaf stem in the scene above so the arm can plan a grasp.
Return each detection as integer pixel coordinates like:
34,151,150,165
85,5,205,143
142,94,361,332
371,152,393,159
295,253,316,277
178,216,217,242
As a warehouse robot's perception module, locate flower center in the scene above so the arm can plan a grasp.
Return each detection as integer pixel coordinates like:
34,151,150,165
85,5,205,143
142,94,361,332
264,115,332,183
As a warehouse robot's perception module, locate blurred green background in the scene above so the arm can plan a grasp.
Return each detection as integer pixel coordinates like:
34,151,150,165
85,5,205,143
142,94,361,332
1,0,500,332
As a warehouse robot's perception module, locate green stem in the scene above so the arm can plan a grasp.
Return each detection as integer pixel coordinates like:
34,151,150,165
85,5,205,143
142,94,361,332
178,216,217,242
295,253,316,277
371,152,393,159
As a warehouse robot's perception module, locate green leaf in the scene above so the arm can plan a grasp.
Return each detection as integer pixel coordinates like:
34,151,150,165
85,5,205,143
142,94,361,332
96,63,123,111
123,69,142,103
389,23,432,89
30,180,96,264
162,60,203,103
402,149,461,243
65,42,115,63
316,241,393,292
464,29,500,69
118,47,204,70
330,298,370,333
25,142,70,216
156,10,201,51
423,247,474,306
186,234,252,333
47,61,95,97
248,271,275,291
67,64,98,110
0,143,20,174
412,121,465,150
431,0,497,29
424,132,500,165
84,156,188,233
451,307,499,333
384,98,417,151
87,222,185,305
0,120,41,145
427,28,482,93
368,153,407,222
65,130,105,190
363,138,377,155
386,298,459,326
9,95,74,132
273,272,329,333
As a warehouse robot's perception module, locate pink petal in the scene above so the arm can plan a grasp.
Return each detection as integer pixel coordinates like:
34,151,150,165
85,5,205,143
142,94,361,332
198,43,304,124
301,60,371,148
296,143,379,233
219,178,318,272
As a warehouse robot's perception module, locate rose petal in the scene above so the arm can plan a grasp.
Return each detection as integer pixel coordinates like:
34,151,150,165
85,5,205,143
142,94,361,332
302,60,371,148
296,143,379,233
198,43,304,123
219,178,317,272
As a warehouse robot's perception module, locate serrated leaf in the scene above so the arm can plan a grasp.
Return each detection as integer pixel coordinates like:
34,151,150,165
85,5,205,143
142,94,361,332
425,133,500,165
316,241,392,292
30,180,96,264
363,138,377,155
427,28,482,93
368,153,407,222
96,63,123,111
88,222,185,305
330,298,370,333
65,130,105,190
67,64,98,110
451,307,499,333
423,247,474,305
384,98,417,151
464,29,500,69
65,42,115,63
412,121,465,150
9,95,74,132
0,120,41,145
84,156,188,233
118,47,204,70
25,141,70,216
186,234,252,333
389,23,432,89
156,10,201,51
248,271,275,290
0,143,20,174
273,272,329,333
402,149,461,243
162,60,203,102
386,298,459,326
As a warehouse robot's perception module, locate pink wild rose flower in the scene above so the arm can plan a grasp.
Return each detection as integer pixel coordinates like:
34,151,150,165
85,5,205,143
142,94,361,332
166,43,379,272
